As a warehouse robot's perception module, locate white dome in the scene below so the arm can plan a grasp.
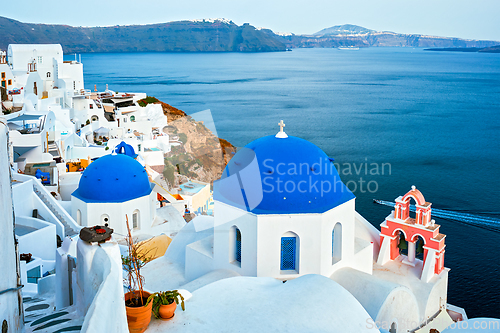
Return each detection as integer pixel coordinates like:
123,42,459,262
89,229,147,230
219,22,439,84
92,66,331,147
145,274,379,332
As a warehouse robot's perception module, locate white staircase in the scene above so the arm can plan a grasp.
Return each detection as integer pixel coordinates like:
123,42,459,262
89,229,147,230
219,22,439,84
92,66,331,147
33,182,80,237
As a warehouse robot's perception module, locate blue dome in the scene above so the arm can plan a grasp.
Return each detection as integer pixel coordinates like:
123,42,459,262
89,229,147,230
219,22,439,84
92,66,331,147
113,141,137,158
72,154,152,203
213,135,355,214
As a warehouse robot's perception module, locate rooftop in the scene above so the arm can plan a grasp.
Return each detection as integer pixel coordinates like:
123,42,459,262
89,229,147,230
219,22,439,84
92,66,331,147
178,181,207,195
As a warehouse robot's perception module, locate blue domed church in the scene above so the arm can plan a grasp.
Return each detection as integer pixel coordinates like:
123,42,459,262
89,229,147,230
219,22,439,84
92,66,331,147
71,153,155,236
142,123,453,333
201,123,375,279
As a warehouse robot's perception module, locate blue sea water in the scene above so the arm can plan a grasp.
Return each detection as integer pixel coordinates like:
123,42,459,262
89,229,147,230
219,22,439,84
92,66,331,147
77,48,500,318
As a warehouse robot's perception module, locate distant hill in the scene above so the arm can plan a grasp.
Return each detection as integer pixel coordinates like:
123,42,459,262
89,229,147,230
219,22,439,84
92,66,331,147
0,17,286,53
314,24,375,36
269,24,499,49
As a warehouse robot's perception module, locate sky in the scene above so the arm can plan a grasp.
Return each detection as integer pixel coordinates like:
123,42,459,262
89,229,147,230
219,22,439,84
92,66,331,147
2,0,500,41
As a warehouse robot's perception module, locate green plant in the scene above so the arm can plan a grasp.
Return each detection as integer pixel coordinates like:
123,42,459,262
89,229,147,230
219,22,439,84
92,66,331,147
178,133,188,144
147,290,185,319
163,160,176,187
138,96,160,107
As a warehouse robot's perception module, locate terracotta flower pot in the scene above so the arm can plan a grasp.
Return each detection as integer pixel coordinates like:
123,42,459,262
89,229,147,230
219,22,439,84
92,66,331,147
125,291,153,333
158,302,177,319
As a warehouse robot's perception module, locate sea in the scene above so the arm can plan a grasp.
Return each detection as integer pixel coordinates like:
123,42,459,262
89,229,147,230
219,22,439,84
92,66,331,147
75,47,500,318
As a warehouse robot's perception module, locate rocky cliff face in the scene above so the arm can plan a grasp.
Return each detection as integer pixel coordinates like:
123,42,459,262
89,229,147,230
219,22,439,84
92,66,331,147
140,97,236,186
0,16,286,53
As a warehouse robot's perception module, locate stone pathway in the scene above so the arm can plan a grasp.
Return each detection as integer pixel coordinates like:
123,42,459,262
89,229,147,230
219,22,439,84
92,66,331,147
23,296,83,333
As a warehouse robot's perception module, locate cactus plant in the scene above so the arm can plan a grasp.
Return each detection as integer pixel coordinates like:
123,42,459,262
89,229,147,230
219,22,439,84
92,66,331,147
147,290,185,319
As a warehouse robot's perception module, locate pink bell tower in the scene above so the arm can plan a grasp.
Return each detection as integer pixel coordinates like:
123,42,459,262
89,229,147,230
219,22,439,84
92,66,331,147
377,186,446,283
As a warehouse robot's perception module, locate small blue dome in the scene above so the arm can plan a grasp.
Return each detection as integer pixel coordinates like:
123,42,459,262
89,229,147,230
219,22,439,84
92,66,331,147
113,141,137,158
214,135,355,214
72,154,152,203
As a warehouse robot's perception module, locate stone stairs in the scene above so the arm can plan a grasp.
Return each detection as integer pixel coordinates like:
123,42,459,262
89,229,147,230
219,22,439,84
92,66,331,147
33,185,78,237
47,143,61,158
23,296,83,333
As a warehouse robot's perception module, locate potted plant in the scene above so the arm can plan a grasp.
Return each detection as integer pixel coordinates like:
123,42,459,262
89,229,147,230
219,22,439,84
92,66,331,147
122,215,155,333
147,290,185,320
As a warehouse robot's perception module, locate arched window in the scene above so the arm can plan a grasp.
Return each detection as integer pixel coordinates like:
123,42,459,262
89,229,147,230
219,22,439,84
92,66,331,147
389,322,397,333
46,72,51,78
396,230,408,256
236,228,241,263
229,225,241,266
415,236,425,260
130,115,135,122
332,223,342,264
281,231,299,272
76,209,81,225
132,210,140,229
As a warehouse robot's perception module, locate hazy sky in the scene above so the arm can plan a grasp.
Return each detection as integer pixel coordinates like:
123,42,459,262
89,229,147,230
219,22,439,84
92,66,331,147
3,0,500,41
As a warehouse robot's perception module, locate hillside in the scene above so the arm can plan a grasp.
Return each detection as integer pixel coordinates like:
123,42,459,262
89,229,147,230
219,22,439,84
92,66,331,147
0,17,286,53
138,96,237,186
314,24,375,36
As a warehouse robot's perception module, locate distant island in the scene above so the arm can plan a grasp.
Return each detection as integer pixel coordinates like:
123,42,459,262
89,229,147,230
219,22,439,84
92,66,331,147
271,24,499,49
424,45,500,53
0,17,498,53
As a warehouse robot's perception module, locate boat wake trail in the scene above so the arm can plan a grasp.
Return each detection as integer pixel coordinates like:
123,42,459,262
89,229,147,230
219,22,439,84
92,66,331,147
374,199,500,233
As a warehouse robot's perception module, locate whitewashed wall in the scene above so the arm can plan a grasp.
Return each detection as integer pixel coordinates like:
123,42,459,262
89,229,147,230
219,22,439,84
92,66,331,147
0,119,22,332
76,238,128,332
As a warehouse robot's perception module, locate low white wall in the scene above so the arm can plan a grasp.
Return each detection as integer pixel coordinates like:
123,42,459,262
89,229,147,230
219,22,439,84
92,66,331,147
68,146,107,160
143,150,164,166
0,119,22,332
12,178,65,238
59,172,82,201
12,180,35,217
16,216,56,261
76,238,128,333
185,236,215,281
55,237,77,310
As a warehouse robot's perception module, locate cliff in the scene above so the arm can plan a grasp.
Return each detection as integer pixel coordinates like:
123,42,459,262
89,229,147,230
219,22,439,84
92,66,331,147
138,96,236,186
0,17,286,53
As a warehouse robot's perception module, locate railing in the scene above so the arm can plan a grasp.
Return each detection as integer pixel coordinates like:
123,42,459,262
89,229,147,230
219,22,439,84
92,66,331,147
32,181,81,237
74,89,92,97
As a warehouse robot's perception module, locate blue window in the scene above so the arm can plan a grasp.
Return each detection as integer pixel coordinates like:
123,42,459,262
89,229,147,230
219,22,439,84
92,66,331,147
27,266,41,284
281,237,296,270
332,229,335,256
235,228,241,263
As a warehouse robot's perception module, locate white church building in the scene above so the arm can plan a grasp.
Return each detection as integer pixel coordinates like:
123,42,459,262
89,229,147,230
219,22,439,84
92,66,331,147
138,123,464,333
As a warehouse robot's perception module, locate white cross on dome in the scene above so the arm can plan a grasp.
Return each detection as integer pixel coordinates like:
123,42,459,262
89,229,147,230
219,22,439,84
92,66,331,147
276,120,288,139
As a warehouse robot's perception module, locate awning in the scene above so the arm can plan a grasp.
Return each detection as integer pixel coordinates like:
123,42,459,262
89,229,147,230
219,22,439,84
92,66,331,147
111,98,134,104
93,127,110,135
8,114,44,122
